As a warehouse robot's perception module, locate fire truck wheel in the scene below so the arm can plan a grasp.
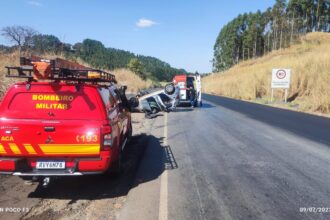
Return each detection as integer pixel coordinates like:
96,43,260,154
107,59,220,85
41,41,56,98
127,123,132,142
129,97,139,109
109,151,123,177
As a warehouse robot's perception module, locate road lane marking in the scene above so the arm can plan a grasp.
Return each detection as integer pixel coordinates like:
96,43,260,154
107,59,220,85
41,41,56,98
159,112,168,220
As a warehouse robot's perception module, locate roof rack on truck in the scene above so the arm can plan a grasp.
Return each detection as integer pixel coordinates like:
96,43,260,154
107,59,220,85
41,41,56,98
5,56,117,84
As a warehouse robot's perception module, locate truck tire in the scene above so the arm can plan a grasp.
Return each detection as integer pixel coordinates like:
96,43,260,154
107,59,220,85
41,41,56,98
127,123,132,142
108,149,123,177
129,97,139,109
164,83,175,95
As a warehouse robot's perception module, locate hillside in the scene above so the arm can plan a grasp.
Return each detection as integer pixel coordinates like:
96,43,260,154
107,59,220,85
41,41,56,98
203,32,330,114
1,35,187,82
0,52,152,99
67,39,187,81
212,0,330,72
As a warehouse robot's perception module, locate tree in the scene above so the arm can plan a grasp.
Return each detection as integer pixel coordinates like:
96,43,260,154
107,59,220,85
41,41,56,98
213,0,329,72
127,58,145,79
0,28,187,81
1,25,37,54
31,34,62,54
272,0,287,49
76,39,107,68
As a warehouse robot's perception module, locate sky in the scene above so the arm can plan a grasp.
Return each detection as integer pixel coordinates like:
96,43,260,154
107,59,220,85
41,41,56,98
0,0,275,73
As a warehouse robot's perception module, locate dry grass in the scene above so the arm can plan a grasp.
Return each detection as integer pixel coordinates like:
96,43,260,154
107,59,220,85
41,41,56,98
0,51,22,100
111,68,152,93
0,52,150,99
203,32,330,114
73,57,153,93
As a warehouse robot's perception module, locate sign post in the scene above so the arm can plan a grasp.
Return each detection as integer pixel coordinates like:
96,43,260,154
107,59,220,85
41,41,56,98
271,69,291,103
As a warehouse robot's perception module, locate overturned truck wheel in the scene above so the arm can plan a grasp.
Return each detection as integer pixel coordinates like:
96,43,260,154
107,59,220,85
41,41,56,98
164,83,175,95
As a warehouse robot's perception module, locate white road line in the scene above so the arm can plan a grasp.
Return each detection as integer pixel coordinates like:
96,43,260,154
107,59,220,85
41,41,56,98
159,112,168,220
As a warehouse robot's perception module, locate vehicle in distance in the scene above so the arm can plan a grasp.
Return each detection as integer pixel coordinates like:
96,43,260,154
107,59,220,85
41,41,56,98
173,74,202,107
0,57,133,181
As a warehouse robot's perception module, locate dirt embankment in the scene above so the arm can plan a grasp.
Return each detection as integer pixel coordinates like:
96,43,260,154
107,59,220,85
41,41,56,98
203,32,330,115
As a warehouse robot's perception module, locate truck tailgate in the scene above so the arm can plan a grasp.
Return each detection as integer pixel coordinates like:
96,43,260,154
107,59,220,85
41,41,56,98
0,119,101,157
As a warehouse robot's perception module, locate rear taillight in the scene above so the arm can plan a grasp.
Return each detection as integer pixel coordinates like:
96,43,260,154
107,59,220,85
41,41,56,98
103,133,112,146
101,125,112,151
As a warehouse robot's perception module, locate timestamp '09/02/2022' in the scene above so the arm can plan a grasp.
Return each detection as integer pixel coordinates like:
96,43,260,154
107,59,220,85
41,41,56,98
300,207,330,213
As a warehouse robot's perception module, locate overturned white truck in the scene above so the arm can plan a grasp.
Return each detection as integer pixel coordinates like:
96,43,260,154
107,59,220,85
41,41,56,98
132,84,180,118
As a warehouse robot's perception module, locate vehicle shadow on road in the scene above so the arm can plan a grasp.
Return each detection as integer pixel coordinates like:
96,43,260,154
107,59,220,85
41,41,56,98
173,107,194,112
132,135,178,187
201,103,216,109
174,103,216,112
145,113,164,119
27,134,178,202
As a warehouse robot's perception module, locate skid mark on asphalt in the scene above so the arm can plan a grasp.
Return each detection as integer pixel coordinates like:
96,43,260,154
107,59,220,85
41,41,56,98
159,112,168,220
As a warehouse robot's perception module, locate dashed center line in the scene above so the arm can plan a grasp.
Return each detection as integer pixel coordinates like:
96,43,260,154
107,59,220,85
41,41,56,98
159,112,168,220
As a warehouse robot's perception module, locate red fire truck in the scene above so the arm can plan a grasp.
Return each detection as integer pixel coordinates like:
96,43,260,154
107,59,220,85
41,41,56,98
0,57,133,186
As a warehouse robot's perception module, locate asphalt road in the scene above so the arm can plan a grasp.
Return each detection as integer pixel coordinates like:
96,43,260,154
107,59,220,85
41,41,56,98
120,94,330,220
1,94,330,220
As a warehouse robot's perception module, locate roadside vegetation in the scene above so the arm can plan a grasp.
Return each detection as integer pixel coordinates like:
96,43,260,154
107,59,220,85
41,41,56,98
0,51,152,99
0,25,175,99
213,0,330,72
0,25,187,82
203,32,330,114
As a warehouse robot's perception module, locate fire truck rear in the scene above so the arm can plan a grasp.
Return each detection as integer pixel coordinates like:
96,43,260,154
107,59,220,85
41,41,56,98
0,57,132,185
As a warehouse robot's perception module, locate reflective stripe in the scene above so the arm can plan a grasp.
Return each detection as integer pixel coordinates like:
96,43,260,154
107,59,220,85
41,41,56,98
24,144,37,155
9,143,22,155
0,144,5,154
39,144,100,155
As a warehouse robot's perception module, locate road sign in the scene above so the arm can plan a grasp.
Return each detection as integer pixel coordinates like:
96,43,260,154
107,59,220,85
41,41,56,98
271,69,291,89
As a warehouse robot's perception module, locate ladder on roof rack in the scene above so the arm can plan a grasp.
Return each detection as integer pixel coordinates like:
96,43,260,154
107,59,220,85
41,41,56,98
5,56,117,84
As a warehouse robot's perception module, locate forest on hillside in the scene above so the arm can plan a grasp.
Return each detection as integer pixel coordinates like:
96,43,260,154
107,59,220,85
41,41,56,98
213,0,330,72
0,27,187,81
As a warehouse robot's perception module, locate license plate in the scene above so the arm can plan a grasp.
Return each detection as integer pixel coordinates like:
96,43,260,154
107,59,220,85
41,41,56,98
36,161,65,169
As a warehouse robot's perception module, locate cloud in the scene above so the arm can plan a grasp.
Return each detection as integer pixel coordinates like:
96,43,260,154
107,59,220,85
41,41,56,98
136,18,158,28
27,1,42,6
